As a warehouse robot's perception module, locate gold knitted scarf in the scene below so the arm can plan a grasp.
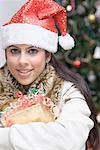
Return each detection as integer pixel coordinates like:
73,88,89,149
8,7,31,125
0,64,64,110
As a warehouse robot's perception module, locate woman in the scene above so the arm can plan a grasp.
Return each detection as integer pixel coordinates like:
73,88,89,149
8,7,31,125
0,0,99,150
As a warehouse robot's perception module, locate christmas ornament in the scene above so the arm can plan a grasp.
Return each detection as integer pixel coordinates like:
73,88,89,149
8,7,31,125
72,59,81,68
66,5,72,12
88,14,96,23
93,46,100,59
88,70,96,83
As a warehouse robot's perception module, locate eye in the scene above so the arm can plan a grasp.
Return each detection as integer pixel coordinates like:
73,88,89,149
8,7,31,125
9,48,20,55
28,48,38,55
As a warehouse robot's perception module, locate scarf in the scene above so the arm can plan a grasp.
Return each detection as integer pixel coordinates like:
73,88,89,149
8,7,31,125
0,64,64,110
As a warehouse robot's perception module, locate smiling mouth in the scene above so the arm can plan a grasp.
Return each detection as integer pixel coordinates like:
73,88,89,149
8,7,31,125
17,69,32,77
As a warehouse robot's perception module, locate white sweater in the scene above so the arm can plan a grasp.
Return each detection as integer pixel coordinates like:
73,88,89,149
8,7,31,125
0,81,94,150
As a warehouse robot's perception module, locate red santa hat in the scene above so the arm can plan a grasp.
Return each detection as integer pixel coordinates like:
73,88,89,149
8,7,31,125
0,0,74,67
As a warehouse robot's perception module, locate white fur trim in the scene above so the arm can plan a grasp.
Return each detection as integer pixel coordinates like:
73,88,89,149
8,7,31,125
0,23,58,67
59,33,75,50
0,23,58,53
0,37,6,67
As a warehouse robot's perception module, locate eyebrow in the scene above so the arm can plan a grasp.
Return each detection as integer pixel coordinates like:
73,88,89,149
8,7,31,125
6,45,18,49
6,45,34,50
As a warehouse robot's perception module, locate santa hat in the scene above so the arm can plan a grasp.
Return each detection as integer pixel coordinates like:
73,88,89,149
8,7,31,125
0,0,75,67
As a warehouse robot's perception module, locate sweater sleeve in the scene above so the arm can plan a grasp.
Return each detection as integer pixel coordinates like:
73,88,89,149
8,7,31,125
0,82,94,150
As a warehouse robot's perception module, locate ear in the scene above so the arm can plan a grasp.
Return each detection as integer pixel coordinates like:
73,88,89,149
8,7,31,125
46,52,51,63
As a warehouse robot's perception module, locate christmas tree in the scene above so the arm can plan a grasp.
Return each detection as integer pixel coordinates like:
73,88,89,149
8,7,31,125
55,0,100,114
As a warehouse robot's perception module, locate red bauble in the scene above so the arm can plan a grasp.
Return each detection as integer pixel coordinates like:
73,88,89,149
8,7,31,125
73,59,81,68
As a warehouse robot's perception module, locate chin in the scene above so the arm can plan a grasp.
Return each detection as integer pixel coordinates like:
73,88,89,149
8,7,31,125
17,79,33,86
15,75,37,85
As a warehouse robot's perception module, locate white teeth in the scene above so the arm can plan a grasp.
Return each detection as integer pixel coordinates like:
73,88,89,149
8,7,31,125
17,69,32,78
20,71,29,73
18,70,31,74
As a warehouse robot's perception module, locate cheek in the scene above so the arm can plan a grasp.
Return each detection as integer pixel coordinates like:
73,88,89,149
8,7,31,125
6,55,18,71
7,56,17,66
31,54,46,68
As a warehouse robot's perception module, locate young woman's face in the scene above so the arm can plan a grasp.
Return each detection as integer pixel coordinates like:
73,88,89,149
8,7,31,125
6,44,51,85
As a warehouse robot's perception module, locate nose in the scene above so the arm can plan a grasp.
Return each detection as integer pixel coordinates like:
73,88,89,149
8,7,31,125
18,53,28,66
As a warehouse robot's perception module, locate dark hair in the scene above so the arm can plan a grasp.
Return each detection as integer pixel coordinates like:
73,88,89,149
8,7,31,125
50,55,99,150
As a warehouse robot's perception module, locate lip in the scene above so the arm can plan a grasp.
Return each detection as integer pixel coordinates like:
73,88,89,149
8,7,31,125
17,69,32,78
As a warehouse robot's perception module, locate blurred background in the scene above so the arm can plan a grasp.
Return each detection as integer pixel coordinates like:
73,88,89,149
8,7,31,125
0,0,26,26
55,1,100,149
0,0,100,148
55,0,100,121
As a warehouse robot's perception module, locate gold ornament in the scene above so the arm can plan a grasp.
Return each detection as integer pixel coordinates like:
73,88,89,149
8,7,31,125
88,14,96,23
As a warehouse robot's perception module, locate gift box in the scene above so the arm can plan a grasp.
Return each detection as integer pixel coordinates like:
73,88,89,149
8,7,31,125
0,89,58,127
1,102,55,127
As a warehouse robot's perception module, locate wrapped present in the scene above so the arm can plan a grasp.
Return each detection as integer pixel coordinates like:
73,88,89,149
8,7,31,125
0,88,59,127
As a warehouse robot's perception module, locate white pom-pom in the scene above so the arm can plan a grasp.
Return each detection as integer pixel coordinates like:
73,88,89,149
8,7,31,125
59,33,75,50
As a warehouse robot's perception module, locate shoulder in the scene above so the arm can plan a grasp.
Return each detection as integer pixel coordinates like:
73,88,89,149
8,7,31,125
60,80,85,106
